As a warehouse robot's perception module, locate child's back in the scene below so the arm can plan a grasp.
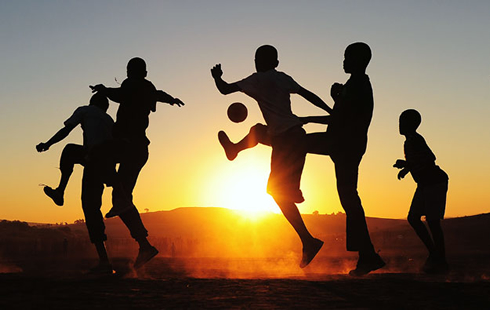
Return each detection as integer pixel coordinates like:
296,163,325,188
237,69,303,136
404,132,448,185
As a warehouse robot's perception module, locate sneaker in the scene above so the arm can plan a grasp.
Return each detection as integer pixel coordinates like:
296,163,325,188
134,246,159,269
43,186,64,206
300,238,324,268
87,263,114,275
349,253,385,276
218,131,238,161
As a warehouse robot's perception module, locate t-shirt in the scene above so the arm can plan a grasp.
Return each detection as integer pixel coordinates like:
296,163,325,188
404,133,448,185
325,74,373,156
109,77,158,144
64,105,114,148
237,69,302,136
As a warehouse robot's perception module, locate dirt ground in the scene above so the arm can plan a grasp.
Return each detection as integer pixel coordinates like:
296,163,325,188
1,257,489,309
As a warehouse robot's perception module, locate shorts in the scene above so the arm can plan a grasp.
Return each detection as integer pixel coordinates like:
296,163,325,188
408,181,448,221
266,126,307,203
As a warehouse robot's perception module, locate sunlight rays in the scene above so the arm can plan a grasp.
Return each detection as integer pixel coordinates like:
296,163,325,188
205,156,280,220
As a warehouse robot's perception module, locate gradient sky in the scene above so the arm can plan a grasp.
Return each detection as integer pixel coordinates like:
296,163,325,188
1,1,489,223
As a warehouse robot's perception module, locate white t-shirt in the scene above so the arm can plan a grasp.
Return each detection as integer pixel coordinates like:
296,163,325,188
237,69,302,136
64,105,114,148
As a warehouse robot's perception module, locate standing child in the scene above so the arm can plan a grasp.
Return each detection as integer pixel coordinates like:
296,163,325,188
211,45,330,268
394,109,449,274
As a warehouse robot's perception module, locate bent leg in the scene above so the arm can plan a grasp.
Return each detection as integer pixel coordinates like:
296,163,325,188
58,144,86,192
218,123,270,161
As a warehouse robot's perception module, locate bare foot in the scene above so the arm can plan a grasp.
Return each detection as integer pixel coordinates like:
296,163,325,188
218,131,238,161
300,238,324,268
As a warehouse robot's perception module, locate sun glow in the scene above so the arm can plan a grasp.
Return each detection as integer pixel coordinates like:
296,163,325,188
208,158,280,220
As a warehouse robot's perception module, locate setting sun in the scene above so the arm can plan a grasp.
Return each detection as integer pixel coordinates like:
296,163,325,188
206,156,280,219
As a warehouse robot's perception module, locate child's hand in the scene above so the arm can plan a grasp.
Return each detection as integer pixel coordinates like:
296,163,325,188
397,168,409,180
171,98,185,107
393,159,406,169
330,83,343,100
211,64,223,79
90,84,107,93
36,142,49,152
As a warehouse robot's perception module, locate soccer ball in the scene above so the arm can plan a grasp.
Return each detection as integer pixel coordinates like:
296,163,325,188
227,102,248,123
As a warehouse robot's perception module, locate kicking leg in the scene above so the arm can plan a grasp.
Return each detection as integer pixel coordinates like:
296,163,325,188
44,144,85,206
218,123,270,161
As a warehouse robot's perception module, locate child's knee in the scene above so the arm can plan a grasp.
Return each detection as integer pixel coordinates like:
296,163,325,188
427,219,441,230
250,123,267,135
407,213,421,226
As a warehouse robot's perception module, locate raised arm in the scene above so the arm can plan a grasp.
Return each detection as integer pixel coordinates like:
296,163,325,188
36,124,76,152
298,87,333,114
211,64,240,95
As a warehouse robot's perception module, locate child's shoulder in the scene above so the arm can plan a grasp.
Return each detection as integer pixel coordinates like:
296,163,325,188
407,132,426,142
405,133,427,147
122,77,156,90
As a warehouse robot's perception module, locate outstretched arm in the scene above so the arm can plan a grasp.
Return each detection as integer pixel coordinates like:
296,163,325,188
211,64,240,95
90,84,124,103
36,124,75,152
298,87,333,114
299,115,330,125
156,90,185,107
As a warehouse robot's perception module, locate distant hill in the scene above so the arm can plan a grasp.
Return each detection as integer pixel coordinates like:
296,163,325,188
2,209,490,261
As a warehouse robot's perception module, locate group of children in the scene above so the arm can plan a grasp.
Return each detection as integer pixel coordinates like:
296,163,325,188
37,58,184,274
37,43,449,276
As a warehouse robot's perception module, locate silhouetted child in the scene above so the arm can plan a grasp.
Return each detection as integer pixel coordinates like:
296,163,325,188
219,43,385,276
91,57,184,268
37,93,114,206
211,45,331,268
37,93,115,274
394,109,449,274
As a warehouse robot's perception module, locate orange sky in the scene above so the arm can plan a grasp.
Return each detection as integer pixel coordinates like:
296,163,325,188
1,2,489,223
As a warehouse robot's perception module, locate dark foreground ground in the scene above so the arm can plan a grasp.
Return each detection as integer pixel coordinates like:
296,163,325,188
1,256,489,309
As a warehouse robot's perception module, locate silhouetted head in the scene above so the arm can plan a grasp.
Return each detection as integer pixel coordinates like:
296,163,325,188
343,42,371,74
89,93,109,112
127,57,147,79
255,45,279,72
399,109,421,135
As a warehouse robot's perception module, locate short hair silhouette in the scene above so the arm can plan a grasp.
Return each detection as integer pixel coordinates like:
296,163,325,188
400,109,422,132
127,57,147,78
89,93,109,112
345,42,372,70
255,45,279,72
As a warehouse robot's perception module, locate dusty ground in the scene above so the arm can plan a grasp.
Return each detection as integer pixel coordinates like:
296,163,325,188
1,257,489,309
